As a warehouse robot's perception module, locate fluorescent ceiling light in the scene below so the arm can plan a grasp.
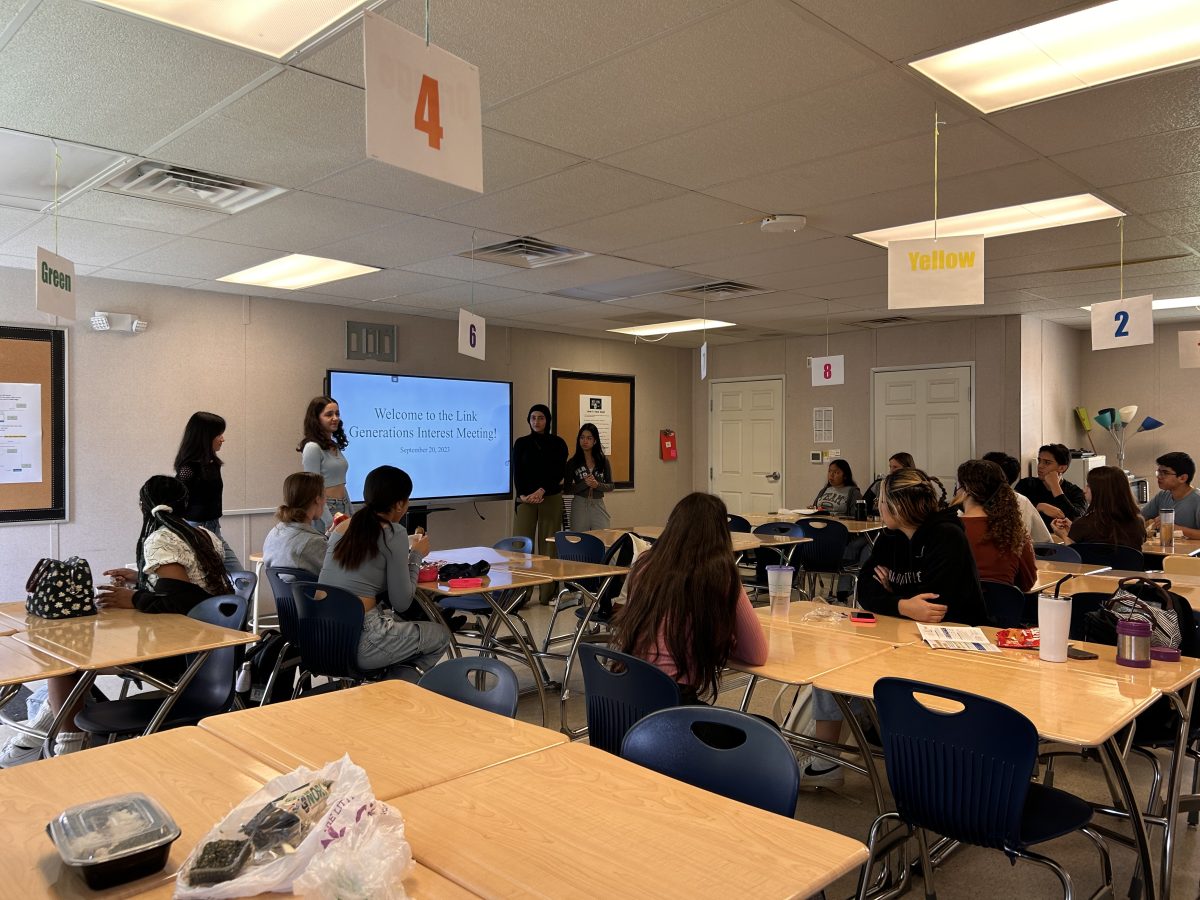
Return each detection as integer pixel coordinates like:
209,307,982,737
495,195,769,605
86,1,371,59
608,318,734,337
854,194,1123,247
910,0,1200,113
218,254,379,290
1080,296,1200,311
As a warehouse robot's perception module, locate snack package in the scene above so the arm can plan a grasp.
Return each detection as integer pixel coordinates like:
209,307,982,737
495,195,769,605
174,756,408,898
995,627,1040,649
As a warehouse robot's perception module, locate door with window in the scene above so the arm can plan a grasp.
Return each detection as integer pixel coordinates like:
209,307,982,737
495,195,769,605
710,379,784,515
871,366,973,491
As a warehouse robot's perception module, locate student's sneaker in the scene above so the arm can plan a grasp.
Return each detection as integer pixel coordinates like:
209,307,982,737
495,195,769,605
53,731,87,756
0,701,53,767
800,761,845,790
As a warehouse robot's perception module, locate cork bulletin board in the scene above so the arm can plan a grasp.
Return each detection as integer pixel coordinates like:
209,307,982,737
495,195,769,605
0,326,67,523
551,370,634,489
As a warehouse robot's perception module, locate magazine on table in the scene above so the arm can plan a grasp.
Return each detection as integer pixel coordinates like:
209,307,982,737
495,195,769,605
917,624,1000,653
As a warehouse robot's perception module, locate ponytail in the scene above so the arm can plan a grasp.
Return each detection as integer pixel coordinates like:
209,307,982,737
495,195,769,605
331,465,413,571
136,475,232,596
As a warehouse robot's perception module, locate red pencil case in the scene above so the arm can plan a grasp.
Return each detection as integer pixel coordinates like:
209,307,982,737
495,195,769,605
447,577,485,589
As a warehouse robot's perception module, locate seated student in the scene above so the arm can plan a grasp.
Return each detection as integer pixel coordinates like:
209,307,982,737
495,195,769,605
319,465,450,678
802,468,986,788
0,476,234,764
957,460,1037,592
1142,451,1200,539
1051,465,1146,550
262,472,328,575
862,452,913,514
613,492,767,704
811,459,862,517
982,451,1051,543
1014,443,1086,527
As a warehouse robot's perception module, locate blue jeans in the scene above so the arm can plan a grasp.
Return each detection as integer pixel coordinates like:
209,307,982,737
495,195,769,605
187,519,243,573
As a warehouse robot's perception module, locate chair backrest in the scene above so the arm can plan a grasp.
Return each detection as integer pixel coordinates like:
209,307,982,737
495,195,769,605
1163,555,1200,576
1064,591,1107,641
179,594,248,714
593,532,639,614
265,566,316,642
553,530,606,563
792,518,850,571
1071,542,1145,571
621,707,799,817
1032,542,1082,564
418,657,519,717
493,535,533,554
577,644,680,754
752,522,794,536
980,579,1027,628
228,570,257,601
874,677,1037,850
291,582,368,678
727,514,752,533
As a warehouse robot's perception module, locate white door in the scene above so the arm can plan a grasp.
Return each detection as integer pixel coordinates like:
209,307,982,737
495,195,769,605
872,366,973,490
710,379,784,515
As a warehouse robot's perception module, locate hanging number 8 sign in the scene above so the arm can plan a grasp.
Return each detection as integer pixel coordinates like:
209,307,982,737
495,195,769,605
810,354,845,387
1090,295,1153,351
364,11,483,193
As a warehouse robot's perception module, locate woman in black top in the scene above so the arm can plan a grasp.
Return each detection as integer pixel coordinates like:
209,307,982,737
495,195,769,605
512,404,568,602
174,410,241,572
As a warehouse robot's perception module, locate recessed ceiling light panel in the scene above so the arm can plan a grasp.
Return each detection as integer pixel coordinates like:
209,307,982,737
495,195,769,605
608,318,735,337
218,254,379,290
910,0,1200,113
1081,296,1200,312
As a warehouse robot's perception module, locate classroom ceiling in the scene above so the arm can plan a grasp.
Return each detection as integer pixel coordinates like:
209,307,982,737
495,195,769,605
0,0,1198,347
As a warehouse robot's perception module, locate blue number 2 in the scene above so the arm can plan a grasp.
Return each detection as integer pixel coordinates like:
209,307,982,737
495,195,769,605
1114,309,1129,338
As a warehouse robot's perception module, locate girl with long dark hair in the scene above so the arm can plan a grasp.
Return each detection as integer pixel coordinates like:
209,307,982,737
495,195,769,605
614,492,767,703
956,459,1036,591
566,423,613,531
318,465,449,677
298,395,351,527
812,459,862,517
1052,465,1146,549
174,410,241,572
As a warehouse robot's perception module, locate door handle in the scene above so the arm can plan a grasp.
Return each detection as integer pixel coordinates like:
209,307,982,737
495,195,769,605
765,472,780,482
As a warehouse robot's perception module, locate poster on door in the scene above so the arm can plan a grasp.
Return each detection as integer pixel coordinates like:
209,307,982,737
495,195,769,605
1090,295,1152,351
580,395,612,452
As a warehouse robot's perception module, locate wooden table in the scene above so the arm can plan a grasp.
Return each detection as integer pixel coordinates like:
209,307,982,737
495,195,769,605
1056,572,1200,613
398,740,868,900
0,635,76,685
579,527,811,554
1032,560,1112,592
743,513,885,534
200,680,567,801
1142,538,1200,557
0,600,32,631
428,545,550,565
755,601,926,646
729,619,894,686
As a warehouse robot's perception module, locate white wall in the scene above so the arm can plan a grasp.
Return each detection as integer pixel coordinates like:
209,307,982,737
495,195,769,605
0,267,694,598
1019,318,1085,469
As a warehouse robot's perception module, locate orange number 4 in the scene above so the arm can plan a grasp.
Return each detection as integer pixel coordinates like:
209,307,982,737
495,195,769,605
415,74,444,150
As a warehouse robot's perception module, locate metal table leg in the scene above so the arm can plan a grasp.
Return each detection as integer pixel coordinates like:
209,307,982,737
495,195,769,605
1100,736,1157,900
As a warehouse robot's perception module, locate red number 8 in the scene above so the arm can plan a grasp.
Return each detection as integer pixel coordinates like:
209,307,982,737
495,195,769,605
823,363,832,380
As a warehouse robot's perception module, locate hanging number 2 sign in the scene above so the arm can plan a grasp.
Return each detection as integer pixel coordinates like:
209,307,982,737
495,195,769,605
1090,294,1152,351
364,11,483,193
458,308,485,360
810,354,844,387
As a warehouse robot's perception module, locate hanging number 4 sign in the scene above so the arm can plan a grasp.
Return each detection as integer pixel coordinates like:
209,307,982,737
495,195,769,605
458,308,485,360
1090,294,1153,351
364,11,483,193
810,354,844,387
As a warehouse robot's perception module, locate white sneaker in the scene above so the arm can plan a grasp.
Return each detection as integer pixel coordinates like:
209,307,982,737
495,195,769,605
0,701,54,767
53,731,87,756
800,761,845,790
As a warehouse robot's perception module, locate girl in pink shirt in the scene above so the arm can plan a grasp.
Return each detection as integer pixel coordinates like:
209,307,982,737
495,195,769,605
614,493,768,703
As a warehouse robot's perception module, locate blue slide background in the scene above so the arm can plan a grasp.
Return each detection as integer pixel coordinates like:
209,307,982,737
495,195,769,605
329,371,511,502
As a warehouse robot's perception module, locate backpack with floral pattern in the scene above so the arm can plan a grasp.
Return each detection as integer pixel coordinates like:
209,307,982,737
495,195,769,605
25,556,98,619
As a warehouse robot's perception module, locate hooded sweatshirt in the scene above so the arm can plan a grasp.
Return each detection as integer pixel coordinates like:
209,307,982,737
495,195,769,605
857,507,987,626
512,404,569,498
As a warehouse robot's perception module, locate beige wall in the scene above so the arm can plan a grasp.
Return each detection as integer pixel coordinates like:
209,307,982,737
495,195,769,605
0,266,693,598
1019,318,1085,469
693,317,1024,506
1078,321,1200,480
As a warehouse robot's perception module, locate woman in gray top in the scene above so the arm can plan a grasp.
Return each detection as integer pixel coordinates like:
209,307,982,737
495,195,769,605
811,459,862,518
298,395,351,528
318,465,449,677
262,472,328,575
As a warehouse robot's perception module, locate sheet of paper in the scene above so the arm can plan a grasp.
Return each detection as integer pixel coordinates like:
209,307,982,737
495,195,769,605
426,546,512,566
917,623,1000,653
0,382,43,484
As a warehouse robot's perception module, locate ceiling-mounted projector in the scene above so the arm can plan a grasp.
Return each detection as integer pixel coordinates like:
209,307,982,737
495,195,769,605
760,215,807,233
90,311,148,334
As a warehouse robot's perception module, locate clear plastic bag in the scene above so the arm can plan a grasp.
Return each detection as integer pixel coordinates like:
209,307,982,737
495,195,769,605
294,804,412,900
800,595,847,624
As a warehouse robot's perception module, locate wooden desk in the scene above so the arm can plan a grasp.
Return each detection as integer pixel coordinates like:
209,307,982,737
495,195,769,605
200,680,567,801
755,602,925,646
136,862,478,900
428,545,550,565
1141,538,1200,557
0,600,32,631
0,727,282,899
743,513,885,534
0,635,76,685
399,741,868,900
520,558,630,580
1057,573,1200,613
416,568,552,599
577,527,809,554
1032,560,1111,592
728,619,893,685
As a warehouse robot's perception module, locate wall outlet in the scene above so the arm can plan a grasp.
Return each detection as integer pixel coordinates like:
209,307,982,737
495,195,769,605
831,449,841,458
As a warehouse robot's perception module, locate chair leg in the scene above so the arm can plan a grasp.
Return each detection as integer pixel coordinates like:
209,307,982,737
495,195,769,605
854,812,907,900
1189,743,1200,827
1012,847,1076,900
1079,826,1114,898
1129,746,1164,817
915,827,937,900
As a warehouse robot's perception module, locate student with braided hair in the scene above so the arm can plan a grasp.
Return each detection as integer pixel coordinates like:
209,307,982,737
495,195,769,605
956,459,1037,592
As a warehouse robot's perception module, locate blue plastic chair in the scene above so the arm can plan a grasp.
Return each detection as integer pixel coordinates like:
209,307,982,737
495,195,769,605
259,567,316,704
749,522,803,594
542,531,608,651
1033,543,1082,564
792,517,851,599
75,595,249,739
577,644,680,754
727,514,752,533
981,579,1027,628
290,582,387,697
418,657,519,717
621,707,799,817
857,677,1111,899
228,569,257,602
1071,542,1144,571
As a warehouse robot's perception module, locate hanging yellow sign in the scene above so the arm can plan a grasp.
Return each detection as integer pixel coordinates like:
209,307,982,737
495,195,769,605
887,234,984,309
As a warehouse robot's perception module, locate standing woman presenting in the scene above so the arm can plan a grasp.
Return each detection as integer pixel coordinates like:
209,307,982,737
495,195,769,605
566,423,613,531
174,411,242,572
512,404,568,602
298,395,350,527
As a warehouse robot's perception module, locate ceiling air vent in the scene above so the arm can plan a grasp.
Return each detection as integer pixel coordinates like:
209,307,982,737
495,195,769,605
101,163,285,214
857,316,917,328
458,237,591,269
669,281,771,301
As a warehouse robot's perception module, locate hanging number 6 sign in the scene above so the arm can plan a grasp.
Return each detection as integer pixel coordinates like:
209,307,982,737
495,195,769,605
1090,295,1152,351
810,354,845,387
458,309,486,361
364,11,483,192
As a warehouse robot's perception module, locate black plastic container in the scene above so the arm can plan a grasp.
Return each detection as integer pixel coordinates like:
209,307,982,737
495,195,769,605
47,793,180,890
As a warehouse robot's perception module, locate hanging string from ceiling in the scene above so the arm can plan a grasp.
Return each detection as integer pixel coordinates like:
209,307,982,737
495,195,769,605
932,106,945,242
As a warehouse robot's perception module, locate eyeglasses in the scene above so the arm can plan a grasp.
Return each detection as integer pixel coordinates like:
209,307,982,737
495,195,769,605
1155,469,1177,477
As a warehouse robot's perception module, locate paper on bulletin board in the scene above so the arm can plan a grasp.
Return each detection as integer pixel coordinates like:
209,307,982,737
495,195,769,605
811,354,844,387
1091,294,1152,351
1179,330,1200,368
0,382,43,483
888,235,984,309
458,308,485,360
364,11,483,192
35,247,76,319
580,395,612,451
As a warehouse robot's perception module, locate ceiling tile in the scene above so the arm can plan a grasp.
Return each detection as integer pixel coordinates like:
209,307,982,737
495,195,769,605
190,191,406,252
687,236,882,281
155,69,364,189
0,206,41,243
91,268,202,288
483,254,665,293
473,293,587,318
308,218,512,269
797,274,886,300
1107,172,1200,215
305,269,463,301
60,191,228,235
986,217,1163,260
759,256,888,291
0,216,175,267
1052,126,1200,189
1145,205,1200,236
603,293,706,314
985,237,1192,278
401,254,516,282
620,221,828,268
438,163,683,235
397,283,528,310
1179,232,1200,254
484,0,877,158
111,235,281,280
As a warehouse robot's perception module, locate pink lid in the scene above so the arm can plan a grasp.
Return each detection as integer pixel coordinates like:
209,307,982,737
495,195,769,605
1150,646,1181,662
1116,619,1151,636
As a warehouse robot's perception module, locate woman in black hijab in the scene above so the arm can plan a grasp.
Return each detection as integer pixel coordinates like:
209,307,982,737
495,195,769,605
512,404,569,602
